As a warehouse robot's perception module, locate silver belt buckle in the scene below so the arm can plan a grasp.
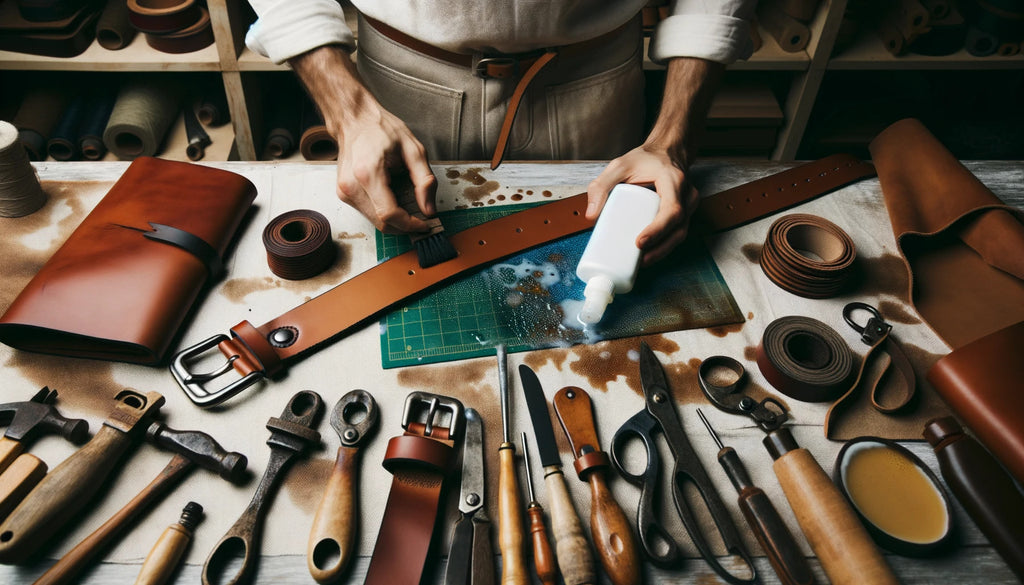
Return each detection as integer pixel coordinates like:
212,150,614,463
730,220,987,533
401,391,464,437
170,333,264,408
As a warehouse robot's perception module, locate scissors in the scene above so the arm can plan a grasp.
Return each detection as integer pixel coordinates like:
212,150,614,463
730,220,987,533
443,408,494,585
698,355,789,432
610,342,757,584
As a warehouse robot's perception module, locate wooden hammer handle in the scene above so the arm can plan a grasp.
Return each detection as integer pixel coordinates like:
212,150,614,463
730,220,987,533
0,437,25,474
307,446,360,584
773,448,899,585
0,425,133,563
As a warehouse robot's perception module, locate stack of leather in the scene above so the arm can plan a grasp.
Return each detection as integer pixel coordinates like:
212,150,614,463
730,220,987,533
0,0,102,57
700,82,784,157
757,0,821,53
127,0,213,54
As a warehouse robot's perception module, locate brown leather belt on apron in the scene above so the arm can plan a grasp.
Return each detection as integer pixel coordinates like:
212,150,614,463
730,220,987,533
171,154,876,407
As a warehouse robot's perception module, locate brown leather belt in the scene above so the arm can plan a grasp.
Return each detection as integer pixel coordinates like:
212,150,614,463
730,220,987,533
759,214,857,298
143,6,213,54
756,315,856,402
262,210,336,280
171,154,876,407
126,0,200,33
364,392,462,585
363,16,628,170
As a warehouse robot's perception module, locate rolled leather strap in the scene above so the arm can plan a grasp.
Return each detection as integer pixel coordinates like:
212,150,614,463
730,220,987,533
143,6,213,54
759,213,857,298
757,316,856,402
126,0,200,33
261,210,336,280
174,155,875,405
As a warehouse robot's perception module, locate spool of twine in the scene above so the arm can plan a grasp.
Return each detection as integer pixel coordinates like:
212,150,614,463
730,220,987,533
13,86,70,161
103,79,180,160
96,0,138,50
0,120,48,218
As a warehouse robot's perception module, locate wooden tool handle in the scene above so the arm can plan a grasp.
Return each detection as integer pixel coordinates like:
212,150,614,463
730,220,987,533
587,472,641,585
133,524,193,585
773,449,899,585
498,443,529,585
0,437,25,473
0,425,133,562
737,486,817,585
307,446,359,584
0,454,46,522
542,467,595,585
527,503,558,585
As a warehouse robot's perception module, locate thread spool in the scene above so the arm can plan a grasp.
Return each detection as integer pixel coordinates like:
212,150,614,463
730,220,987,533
79,89,117,160
96,0,137,50
103,79,180,160
0,120,48,218
47,95,87,161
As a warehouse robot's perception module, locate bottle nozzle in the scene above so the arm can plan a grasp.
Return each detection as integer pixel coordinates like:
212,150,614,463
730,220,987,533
578,276,614,325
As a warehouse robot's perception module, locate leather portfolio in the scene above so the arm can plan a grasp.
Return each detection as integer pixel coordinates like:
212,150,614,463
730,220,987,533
0,157,256,364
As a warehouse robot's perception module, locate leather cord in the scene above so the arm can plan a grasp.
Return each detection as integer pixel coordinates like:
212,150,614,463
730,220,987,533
261,210,336,280
126,0,200,34
756,316,856,402
143,6,213,54
759,213,857,299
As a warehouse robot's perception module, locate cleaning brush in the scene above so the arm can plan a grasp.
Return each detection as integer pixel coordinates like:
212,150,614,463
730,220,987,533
393,171,458,268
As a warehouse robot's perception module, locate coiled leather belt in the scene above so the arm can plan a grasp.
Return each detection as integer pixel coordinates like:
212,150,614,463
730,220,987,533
126,0,199,33
142,5,213,54
262,210,336,280
759,214,857,298
757,315,856,402
171,154,877,407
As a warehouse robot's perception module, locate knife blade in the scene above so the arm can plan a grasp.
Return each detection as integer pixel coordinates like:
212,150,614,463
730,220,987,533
517,364,596,585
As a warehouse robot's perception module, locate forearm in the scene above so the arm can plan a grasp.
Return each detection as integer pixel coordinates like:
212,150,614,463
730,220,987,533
288,45,377,139
644,57,724,170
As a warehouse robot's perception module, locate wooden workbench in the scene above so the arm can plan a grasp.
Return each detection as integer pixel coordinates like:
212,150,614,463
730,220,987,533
0,159,1021,584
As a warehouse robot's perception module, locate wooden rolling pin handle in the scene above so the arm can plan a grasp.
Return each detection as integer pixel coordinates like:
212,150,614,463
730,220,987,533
542,466,595,585
527,503,558,585
307,445,359,584
498,443,529,585
585,471,641,585
0,425,132,562
767,430,899,585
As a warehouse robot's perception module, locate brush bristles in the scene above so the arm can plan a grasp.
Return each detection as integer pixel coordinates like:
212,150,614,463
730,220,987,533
415,233,458,268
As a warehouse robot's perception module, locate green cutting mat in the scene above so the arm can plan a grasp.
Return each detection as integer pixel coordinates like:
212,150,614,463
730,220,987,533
376,203,742,368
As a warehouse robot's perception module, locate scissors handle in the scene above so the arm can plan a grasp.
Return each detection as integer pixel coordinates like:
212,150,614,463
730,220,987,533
610,410,681,568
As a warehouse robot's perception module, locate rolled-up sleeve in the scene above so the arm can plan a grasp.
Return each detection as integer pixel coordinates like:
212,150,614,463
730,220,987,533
246,0,355,64
649,0,756,65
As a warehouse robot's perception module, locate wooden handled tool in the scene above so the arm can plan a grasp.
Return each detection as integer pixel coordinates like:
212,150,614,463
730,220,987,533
765,427,900,585
133,501,204,585
0,390,163,563
308,390,379,585
519,364,595,585
32,421,248,585
697,409,816,585
496,345,529,585
521,433,558,585
553,387,640,585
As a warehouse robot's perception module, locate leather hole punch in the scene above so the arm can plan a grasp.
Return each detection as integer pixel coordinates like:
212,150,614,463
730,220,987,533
170,334,263,408
698,355,788,433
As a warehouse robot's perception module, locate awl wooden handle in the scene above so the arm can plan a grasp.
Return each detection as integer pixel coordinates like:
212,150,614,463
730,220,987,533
587,471,641,585
307,446,359,584
737,487,816,585
498,443,529,585
527,503,558,585
542,467,595,585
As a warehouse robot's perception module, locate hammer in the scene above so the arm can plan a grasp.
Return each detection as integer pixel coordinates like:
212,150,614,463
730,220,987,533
31,420,248,585
0,388,89,520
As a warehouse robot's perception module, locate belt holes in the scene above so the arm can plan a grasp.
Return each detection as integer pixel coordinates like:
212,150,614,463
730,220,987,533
478,239,486,245
791,182,798,187
515,227,523,233
572,210,580,216
543,219,550,224
745,197,751,203
727,203,735,210
408,269,415,276
805,177,812,182
761,192,768,198
778,187,785,192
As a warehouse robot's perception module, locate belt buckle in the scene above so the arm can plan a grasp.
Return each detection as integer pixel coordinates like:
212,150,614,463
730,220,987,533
170,333,264,408
473,55,518,78
401,391,464,438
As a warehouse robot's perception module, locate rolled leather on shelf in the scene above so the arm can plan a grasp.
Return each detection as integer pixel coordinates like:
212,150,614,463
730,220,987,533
95,0,136,50
103,78,181,160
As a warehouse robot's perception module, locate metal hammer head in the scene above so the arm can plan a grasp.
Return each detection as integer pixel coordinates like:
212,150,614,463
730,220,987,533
0,388,89,444
146,421,248,483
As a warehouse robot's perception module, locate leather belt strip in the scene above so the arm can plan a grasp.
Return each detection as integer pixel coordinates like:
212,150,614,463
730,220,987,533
143,6,213,54
262,210,336,280
759,213,857,299
126,0,200,34
757,316,856,403
171,154,875,407
364,392,462,585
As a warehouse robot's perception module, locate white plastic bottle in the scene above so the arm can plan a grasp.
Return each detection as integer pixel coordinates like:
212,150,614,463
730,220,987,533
576,183,660,325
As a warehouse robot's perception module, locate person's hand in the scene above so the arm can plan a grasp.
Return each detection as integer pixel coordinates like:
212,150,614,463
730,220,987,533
587,143,699,265
334,101,437,234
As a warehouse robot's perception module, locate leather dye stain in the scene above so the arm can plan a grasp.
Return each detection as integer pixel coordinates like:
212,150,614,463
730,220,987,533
744,345,758,361
219,242,353,303
706,322,744,337
879,299,921,325
859,253,910,301
567,335,680,394
285,457,334,515
741,243,762,263
5,352,118,417
523,348,571,372
449,168,500,202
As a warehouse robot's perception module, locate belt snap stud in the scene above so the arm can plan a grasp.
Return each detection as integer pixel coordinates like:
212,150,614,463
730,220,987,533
269,327,298,348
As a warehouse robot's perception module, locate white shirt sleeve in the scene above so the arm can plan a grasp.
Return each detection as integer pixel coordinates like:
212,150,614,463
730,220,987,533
246,0,355,64
649,0,756,65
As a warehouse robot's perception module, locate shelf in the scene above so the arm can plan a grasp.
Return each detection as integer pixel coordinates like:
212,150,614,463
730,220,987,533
236,47,288,71
830,34,1024,70
0,33,220,71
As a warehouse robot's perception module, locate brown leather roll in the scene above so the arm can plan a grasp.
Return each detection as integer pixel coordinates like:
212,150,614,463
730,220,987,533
757,316,856,403
126,0,199,33
262,210,336,280
95,0,136,50
759,214,857,299
758,0,811,52
299,126,338,161
143,5,212,54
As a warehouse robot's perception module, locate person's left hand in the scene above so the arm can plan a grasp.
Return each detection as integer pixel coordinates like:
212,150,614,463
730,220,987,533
587,143,699,265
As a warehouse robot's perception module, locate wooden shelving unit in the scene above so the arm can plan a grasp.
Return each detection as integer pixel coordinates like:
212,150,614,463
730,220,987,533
2,0,1021,162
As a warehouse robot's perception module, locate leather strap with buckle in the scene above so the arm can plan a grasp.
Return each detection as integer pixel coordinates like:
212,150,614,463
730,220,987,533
170,154,875,407
364,392,463,585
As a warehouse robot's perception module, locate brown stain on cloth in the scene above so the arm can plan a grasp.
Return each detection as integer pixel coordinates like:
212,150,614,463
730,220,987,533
4,352,120,417
879,299,921,325
220,241,354,303
285,457,335,515
446,167,501,203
